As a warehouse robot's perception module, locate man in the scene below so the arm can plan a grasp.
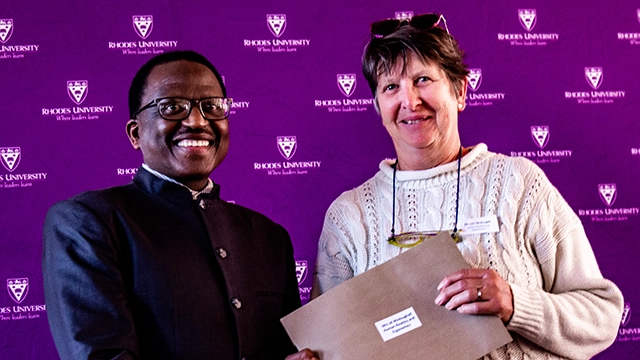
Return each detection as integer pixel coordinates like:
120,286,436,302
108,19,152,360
43,50,316,360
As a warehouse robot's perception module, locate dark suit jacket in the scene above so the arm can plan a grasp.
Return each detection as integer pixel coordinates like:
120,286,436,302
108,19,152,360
43,167,300,360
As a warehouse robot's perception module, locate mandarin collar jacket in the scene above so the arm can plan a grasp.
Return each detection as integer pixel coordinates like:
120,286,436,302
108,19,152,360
43,167,300,360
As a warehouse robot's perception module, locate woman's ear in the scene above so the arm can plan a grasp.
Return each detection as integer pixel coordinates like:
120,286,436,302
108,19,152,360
457,78,468,112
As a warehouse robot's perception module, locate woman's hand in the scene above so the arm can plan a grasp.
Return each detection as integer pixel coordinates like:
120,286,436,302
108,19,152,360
285,348,319,360
435,268,514,323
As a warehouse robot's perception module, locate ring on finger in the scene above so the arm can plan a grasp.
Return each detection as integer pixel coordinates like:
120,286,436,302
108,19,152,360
477,288,482,301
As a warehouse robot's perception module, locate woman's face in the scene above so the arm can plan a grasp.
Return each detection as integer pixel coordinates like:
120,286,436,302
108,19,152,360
376,52,466,168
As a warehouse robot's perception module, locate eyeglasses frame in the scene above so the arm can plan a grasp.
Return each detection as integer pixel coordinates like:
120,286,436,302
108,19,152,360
133,96,234,121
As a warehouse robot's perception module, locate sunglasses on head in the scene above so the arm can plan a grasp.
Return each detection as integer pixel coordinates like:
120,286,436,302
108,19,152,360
370,13,449,39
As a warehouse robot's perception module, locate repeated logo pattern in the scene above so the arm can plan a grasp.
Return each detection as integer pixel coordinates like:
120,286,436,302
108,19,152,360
598,184,617,207
467,69,482,92
337,74,356,97
7,278,29,304
133,16,153,39
0,147,21,172
295,260,308,284
395,11,413,20
267,14,286,37
518,9,537,31
585,67,603,90
277,136,297,160
622,303,631,327
67,80,89,105
531,126,550,149
0,19,13,43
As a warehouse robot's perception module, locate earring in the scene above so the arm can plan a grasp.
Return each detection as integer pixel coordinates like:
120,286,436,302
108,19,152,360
457,103,463,110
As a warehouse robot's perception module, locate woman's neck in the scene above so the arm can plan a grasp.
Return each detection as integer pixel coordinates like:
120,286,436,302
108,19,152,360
396,144,466,171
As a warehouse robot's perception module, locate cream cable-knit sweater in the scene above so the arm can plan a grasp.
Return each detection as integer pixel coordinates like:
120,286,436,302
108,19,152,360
312,143,623,359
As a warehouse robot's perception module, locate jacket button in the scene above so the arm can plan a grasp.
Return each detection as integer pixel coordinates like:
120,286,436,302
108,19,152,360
231,297,242,309
216,247,227,259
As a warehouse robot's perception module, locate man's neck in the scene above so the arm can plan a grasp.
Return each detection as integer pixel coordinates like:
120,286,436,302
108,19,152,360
142,164,213,199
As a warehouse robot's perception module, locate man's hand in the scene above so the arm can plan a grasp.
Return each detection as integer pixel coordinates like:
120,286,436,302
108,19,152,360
435,268,514,323
285,348,319,360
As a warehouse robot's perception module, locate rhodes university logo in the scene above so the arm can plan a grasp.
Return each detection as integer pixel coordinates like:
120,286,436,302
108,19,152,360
67,80,88,105
254,136,321,176
622,303,631,327
599,184,617,207
277,136,297,160
467,69,482,92
518,9,536,32
0,147,21,172
7,278,28,304
337,74,356,97
0,19,13,43
585,67,603,90
295,260,308,284
133,16,153,39
244,14,309,52
395,11,414,20
531,126,549,149
465,68,505,107
267,15,286,37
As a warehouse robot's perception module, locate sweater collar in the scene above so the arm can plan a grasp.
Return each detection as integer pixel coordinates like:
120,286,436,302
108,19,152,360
379,143,489,183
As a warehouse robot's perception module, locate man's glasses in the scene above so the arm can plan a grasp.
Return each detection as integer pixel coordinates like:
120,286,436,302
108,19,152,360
133,97,233,121
370,13,449,39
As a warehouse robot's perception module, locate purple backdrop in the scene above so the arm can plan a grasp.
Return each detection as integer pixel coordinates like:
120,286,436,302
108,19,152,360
1,0,639,358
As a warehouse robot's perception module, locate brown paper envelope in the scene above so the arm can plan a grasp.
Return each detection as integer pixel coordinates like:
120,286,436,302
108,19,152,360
281,231,513,360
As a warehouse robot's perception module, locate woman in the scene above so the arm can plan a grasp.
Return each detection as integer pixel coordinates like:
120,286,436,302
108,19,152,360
312,13,623,359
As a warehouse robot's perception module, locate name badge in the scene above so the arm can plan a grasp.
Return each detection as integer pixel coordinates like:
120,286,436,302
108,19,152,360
460,215,499,235
374,307,423,342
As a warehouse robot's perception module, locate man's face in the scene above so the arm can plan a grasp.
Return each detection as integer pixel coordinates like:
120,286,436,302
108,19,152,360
126,60,229,190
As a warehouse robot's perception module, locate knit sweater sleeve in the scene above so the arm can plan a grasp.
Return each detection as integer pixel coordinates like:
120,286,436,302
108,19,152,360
506,163,623,359
311,191,363,299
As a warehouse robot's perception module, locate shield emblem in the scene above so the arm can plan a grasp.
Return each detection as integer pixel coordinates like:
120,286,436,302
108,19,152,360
585,67,603,90
467,69,482,92
67,80,88,105
267,14,286,38
518,9,537,32
337,74,356,97
0,147,21,172
395,11,414,20
133,15,153,39
7,278,29,304
0,19,13,43
622,303,631,327
598,183,617,207
531,126,549,149
295,260,308,284
277,136,297,160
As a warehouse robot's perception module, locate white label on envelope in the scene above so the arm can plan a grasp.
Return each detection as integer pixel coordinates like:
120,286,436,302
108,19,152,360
461,215,499,235
374,306,423,342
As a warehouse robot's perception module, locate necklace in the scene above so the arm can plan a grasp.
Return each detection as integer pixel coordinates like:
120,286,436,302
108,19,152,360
388,146,463,246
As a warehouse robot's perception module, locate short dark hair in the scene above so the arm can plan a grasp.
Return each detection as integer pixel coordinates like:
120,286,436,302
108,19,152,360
362,25,469,97
128,50,227,119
